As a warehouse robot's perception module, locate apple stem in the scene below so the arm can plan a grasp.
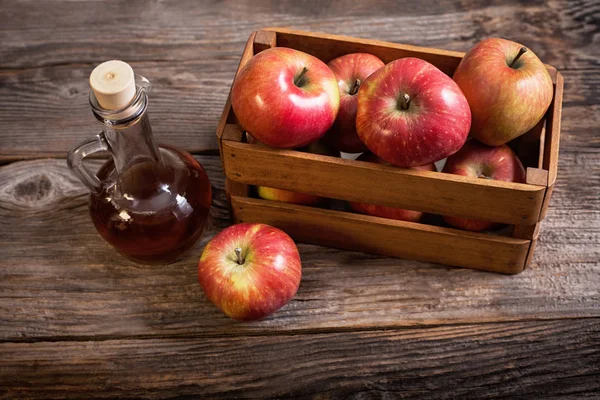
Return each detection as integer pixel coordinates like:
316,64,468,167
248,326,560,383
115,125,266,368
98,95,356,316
295,67,309,87
510,47,528,68
349,79,361,95
399,93,411,110
234,247,245,265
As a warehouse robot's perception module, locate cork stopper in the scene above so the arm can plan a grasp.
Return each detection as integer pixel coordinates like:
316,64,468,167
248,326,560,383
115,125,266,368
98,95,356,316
90,60,136,110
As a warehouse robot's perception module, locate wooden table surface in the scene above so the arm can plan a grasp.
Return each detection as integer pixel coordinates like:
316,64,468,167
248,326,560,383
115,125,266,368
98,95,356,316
1,0,599,398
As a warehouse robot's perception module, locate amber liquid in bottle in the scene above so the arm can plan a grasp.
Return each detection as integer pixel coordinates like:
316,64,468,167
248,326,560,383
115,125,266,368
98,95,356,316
90,146,211,264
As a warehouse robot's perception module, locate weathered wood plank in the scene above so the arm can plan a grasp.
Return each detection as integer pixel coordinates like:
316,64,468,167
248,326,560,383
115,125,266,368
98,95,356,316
0,0,597,159
223,139,546,225
1,0,596,70
0,62,232,159
0,66,595,160
232,196,532,274
0,1,597,396
0,155,598,340
1,319,598,399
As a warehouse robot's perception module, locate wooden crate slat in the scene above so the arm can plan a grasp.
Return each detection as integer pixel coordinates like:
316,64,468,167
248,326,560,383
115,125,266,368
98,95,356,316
216,31,256,142
270,28,464,76
540,71,564,220
222,139,546,225
232,196,530,274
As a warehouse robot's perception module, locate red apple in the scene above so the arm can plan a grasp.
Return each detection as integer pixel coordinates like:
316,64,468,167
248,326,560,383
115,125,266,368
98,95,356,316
453,38,554,146
325,53,385,153
349,152,436,222
198,223,302,321
442,140,526,231
247,133,339,205
356,57,471,167
232,47,340,148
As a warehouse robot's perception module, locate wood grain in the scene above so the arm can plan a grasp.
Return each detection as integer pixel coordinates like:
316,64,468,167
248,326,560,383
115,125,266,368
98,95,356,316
232,196,530,274
1,0,596,70
0,155,598,341
512,168,546,245
222,139,546,225
0,67,594,160
0,61,230,160
0,0,597,160
1,0,599,395
271,27,465,75
1,319,598,399
253,30,277,53
540,71,565,222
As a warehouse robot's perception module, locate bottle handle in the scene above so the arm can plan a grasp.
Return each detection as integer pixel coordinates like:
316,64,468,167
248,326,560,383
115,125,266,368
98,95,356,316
67,133,109,193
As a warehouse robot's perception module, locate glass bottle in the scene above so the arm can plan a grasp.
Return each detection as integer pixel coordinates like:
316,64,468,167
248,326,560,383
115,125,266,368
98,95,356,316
67,61,212,264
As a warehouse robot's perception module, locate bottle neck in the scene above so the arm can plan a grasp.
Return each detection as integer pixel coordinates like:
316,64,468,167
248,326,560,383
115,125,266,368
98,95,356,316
102,112,162,174
90,81,161,174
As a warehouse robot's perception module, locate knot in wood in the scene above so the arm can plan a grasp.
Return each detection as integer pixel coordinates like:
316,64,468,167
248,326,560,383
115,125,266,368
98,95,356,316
12,174,52,204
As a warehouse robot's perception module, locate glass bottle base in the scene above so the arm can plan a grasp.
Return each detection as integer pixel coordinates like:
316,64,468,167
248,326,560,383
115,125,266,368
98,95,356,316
89,146,212,264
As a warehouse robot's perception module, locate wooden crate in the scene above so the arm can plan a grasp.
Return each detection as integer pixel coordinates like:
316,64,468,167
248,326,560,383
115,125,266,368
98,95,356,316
217,28,563,274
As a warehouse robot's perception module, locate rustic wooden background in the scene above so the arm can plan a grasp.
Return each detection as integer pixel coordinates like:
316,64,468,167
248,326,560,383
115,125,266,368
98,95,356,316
1,0,599,398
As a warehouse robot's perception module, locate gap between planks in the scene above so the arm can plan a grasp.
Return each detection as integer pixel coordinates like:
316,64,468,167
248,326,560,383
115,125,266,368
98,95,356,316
0,149,221,164
0,59,222,75
2,315,598,345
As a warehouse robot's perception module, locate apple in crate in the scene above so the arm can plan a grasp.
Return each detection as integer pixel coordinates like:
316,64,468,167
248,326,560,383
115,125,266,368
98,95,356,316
247,134,340,205
232,47,340,148
442,140,526,231
453,38,553,146
198,223,302,321
324,53,385,153
349,152,436,222
356,57,471,167
256,187,320,205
